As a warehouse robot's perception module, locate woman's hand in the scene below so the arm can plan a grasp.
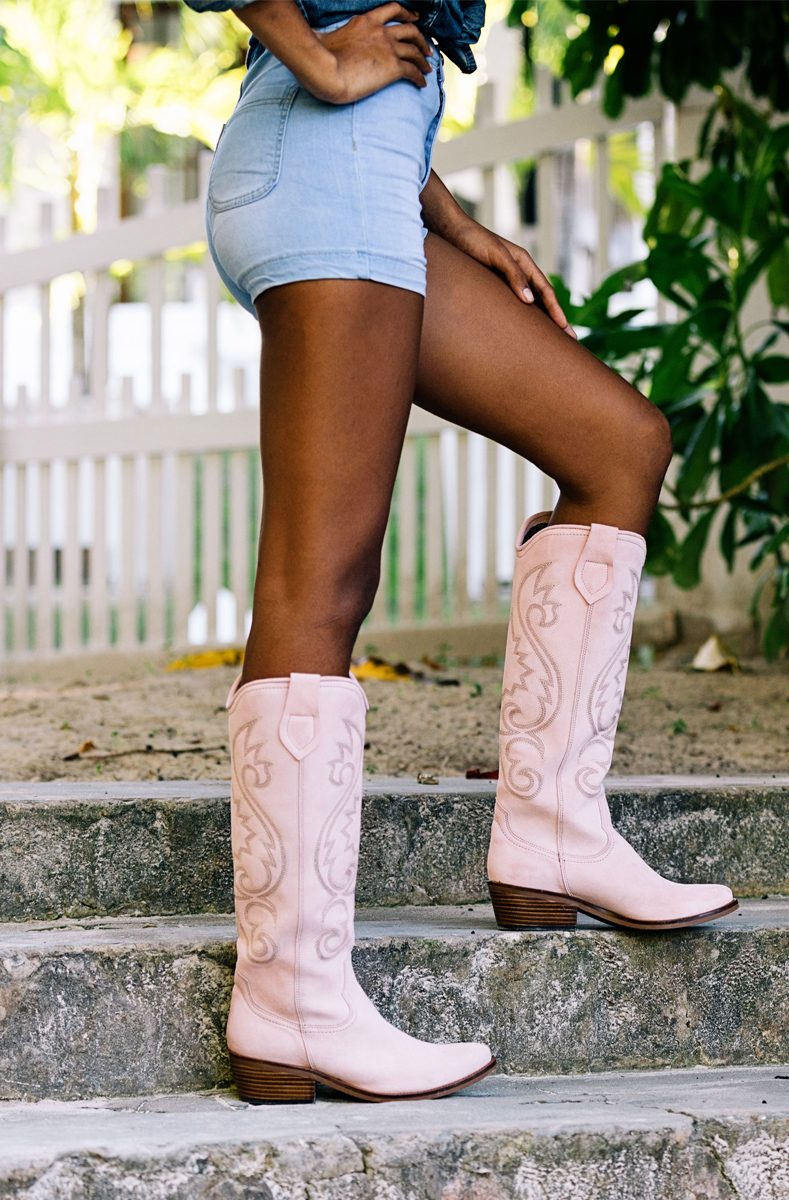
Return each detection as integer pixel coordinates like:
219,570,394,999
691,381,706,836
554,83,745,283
316,5,433,103
420,171,577,338
235,1,432,106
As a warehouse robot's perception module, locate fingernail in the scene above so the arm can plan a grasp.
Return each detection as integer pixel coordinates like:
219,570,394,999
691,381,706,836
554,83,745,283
523,287,534,302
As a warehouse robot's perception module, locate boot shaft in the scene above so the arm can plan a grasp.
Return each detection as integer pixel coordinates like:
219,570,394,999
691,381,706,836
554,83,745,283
497,516,645,856
228,673,368,1028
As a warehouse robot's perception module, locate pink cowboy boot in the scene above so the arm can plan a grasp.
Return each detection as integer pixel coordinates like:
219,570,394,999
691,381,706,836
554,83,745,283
226,671,494,1103
487,513,737,932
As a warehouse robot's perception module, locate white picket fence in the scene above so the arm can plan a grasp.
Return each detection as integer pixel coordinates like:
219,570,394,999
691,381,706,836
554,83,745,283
0,79,678,661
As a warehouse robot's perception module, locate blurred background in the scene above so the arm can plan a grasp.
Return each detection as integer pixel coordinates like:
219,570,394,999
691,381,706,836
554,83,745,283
0,0,788,669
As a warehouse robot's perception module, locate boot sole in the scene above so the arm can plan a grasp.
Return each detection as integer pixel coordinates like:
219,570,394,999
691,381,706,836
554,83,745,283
229,1052,496,1105
488,880,739,931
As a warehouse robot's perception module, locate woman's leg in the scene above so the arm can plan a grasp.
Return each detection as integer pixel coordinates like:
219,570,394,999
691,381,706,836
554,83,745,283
415,233,734,930
415,232,672,534
242,278,422,684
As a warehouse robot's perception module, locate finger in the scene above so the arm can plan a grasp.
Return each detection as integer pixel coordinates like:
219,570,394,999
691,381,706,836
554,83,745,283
390,21,433,56
488,242,533,304
397,61,429,87
395,41,432,73
370,3,419,24
509,246,576,336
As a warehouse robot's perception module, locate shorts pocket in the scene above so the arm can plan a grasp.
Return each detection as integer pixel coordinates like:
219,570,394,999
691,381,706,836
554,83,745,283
208,85,298,213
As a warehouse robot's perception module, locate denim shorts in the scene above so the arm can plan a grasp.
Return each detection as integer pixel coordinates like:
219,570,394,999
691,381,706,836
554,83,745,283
205,25,445,315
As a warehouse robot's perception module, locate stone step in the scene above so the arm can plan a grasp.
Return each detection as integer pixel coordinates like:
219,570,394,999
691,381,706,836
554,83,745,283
2,1065,788,1198
3,775,789,922
3,899,788,1101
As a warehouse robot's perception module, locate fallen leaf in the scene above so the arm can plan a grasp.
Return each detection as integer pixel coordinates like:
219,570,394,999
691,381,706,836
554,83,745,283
466,767,499,780
351,655,417,682
416,771,439,785
78,740,95,754
692,636,739,673
167,648,244,672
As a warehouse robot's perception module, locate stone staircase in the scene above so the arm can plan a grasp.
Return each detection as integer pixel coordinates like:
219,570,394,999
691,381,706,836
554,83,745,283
4,775,789,1197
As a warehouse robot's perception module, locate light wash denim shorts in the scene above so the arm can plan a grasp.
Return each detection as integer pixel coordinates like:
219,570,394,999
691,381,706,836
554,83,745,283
205,24,445,315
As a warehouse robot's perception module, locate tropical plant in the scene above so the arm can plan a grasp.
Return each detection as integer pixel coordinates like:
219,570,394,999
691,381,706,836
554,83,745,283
551,90,789,656
507,0,789,119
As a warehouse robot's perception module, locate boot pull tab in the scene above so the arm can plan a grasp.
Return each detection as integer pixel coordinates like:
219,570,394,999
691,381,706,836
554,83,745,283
574,524,619,605
279,673,321,760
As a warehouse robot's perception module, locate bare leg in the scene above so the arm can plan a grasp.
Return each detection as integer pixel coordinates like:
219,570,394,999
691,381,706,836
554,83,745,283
415,233,672,535
242,279,422,684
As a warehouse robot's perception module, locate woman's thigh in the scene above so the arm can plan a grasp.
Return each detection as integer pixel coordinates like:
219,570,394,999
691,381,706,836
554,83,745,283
415,233,671,534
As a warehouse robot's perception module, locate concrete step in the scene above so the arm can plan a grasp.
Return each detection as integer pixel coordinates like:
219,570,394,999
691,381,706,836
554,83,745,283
3,899,789,1101
3,775,789,922
3,1065,789,1198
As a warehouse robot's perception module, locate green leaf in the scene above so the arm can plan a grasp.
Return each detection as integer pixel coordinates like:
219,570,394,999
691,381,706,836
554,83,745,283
755,355,789,384
763,600,789,661
698,168,744,231
646,234,711,307
581,325,667,359
751,521,789,570
645,509,678,577
767,245,789,308
735,228,789,308
692,278,731,338
720,506,738,572
675,407,719,504
673,510,715,590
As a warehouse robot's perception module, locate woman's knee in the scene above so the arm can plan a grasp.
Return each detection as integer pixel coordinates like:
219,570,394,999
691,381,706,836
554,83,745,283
628,398,673,490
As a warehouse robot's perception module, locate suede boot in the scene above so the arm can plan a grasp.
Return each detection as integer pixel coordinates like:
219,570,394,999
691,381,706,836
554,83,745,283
226,671,495,1102
487,513,737,931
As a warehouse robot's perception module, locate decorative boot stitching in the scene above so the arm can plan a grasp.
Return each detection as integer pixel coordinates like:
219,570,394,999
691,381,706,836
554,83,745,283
500,560,563,802
315,717,364,962
232,720,284,964
568,570,639,865
556,603,594,897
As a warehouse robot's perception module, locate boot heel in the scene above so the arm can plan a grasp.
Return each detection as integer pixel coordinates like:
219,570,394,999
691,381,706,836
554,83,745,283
229,1054,316,1104
488,881,577,930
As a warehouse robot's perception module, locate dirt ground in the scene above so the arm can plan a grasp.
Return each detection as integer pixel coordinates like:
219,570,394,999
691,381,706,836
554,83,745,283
0,646,787,782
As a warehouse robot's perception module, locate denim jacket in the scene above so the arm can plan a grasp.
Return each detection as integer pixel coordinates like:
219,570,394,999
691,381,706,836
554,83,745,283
183,0,485,73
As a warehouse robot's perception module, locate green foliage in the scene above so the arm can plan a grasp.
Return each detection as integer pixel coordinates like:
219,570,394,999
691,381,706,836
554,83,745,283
0,0,245,223
554,0,789,119
555,91,789,657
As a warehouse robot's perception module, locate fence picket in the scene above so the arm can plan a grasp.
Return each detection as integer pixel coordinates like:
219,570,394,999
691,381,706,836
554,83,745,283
202,452,221,643
36,463,52,654
425,434,443,623
119,456,136,648
173,454,195,648
91,459,108,650
14,464,25,653
230,449,249,644
63,461,80,651
485,439,498,620
455,430,469,623
396,438,416,625
146,454,164,646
